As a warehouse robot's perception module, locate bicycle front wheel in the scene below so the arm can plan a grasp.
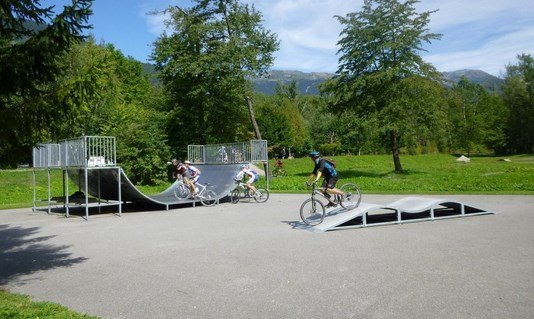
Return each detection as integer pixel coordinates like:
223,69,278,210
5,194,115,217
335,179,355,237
339,183,361,210
253,188,269,203
300,198,326,226
230,188,240,204
200,190,218,207
174,183,189,199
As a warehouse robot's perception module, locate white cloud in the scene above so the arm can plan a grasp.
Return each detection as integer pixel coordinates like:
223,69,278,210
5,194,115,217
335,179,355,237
140,0,534,75
425,26,534,76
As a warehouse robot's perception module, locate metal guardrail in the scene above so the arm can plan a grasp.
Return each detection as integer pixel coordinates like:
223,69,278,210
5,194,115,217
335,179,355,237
188,140,268,164
32,136,116,168
33,143,61,168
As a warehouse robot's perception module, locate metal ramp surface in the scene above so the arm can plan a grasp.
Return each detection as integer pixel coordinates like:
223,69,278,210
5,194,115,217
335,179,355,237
295,197,493,232
68,164,243,209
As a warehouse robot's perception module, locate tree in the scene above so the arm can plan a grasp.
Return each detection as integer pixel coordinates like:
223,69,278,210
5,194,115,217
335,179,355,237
320,0,442,172
0,0,92,167
502,53,534,153
55,40,171,184
446,77,507,156
152,0,279,157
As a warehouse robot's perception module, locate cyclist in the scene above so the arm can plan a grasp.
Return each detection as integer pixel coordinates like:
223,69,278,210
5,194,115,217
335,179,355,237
275,158,283,169
171,159,186,179
184,160,201,198
235,164,259,195
305,151,343,208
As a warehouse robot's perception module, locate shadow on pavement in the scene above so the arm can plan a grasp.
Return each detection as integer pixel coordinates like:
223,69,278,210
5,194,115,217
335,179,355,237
0,224,87,286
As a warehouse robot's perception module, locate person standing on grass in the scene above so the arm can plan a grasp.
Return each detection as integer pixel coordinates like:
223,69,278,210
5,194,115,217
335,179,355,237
305,151,343,208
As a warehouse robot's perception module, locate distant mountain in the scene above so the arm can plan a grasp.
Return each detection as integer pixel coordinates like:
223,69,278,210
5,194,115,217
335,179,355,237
441,69,503,92
253,70,333,95
140,64,504,95
255,69,504,95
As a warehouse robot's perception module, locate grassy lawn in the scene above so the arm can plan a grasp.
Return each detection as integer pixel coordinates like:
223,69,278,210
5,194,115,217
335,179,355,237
0,290,99,319
265,153,534,194
1,154,533,210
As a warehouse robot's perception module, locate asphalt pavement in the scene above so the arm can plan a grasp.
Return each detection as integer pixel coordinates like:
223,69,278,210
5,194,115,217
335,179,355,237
1,194,533,318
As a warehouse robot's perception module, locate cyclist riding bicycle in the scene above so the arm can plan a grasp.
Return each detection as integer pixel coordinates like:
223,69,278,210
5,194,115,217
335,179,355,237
235,164,259,195
305,151,343,208
184,160,201,198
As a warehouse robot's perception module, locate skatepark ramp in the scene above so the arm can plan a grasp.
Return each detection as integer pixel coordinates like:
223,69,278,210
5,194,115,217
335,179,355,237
295,197,493,232
67,164,243,208
32,136,255,219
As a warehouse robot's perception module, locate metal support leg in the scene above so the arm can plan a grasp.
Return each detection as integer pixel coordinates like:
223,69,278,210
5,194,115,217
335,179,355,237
32,169,36,213
118,167,122,217
397,209,401,224
65,169,70,218
84,167,89,220
362,212,367,227
47,168,51,215
430,207,435,220
97,169,101,214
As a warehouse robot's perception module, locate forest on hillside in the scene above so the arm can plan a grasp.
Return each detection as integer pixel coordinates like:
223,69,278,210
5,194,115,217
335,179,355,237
1,0,533,184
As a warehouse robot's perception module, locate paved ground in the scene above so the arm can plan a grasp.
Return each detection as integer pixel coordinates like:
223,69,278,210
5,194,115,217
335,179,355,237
1,194,533,319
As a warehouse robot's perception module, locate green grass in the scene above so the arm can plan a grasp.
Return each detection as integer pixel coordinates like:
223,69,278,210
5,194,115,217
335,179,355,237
1,154,533,210
267,154,534,194
0,290,99,319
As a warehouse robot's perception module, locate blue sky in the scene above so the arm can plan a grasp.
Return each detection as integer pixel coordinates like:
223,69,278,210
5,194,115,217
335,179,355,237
43,0,534,77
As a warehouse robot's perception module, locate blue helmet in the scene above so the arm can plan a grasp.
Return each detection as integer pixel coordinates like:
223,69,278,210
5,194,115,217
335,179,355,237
309,151,320,158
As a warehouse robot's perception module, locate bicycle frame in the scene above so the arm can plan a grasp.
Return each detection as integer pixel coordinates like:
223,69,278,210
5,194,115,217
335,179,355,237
309,182,335,204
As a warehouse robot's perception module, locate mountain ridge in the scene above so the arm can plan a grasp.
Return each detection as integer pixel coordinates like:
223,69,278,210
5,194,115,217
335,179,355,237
140,63,503,95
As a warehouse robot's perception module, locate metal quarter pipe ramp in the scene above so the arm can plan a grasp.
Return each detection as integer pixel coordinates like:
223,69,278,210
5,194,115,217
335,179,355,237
68,164,243,209
294,197,493,232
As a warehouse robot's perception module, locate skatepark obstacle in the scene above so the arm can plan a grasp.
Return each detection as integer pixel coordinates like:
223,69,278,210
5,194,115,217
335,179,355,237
294,196,493,232
32,136,267,220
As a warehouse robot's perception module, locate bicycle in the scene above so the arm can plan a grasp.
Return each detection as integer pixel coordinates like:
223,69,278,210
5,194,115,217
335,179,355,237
299,181,361,226
272,166,287,177
174,180,218,207
230,180,269,204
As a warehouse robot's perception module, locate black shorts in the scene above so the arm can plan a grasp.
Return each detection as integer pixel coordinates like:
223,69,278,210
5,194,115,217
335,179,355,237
321,176,338,189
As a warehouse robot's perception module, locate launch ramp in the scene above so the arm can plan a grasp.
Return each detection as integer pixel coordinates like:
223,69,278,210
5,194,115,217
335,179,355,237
296,197,492,232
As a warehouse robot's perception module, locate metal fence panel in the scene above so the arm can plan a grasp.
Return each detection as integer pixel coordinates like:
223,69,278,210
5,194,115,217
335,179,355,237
34,136,116,168
32,143,61,168
188,140,267,164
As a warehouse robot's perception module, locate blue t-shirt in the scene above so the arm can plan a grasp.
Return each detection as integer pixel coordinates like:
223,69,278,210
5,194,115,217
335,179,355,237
312,158,338,178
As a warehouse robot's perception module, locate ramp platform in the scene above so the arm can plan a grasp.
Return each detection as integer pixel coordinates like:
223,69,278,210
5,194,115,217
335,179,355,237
68,164,243,209
295,197,493,232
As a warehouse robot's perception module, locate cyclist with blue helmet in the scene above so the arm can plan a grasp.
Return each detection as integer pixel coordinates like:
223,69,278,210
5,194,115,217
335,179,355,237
306,151,343,207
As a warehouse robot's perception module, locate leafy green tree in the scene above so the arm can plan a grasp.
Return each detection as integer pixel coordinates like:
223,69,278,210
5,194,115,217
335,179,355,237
68,41,170,184
152,0,279,158
0,0,92,167
502,54,534,153
320,0,442,172
446,77,507,156
254,93,308,156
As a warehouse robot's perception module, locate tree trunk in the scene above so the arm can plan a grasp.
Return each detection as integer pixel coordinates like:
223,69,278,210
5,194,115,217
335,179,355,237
245,95,262,140
391,130,403,172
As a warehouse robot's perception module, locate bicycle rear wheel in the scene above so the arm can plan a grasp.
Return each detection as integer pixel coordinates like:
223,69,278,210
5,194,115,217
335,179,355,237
174,182,189,199
200,190,217,207
230,188,240,204
339,183,361,210
300,198,326,226
253,188,269,203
